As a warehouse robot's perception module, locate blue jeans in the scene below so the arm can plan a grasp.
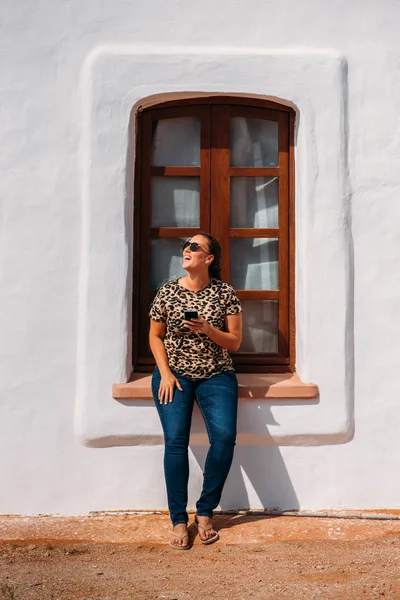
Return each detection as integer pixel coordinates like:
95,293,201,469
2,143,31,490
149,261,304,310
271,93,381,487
152,366,238,527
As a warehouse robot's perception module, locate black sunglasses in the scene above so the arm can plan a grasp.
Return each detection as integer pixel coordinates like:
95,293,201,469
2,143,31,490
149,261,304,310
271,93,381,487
182,241,210,254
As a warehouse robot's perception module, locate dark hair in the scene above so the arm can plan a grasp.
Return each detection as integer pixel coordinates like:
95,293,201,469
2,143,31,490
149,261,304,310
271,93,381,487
197,232,222,281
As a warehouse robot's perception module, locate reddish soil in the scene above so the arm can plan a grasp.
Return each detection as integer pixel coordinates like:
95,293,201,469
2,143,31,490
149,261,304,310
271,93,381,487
0,513,399,599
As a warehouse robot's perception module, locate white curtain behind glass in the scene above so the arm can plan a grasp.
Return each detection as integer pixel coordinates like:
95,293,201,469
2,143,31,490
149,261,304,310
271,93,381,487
230,118,278,167
151,177,200,227
230,177,278,228
239,300,279,352
230,238,278,290
150,239,186,289
152,117,201,166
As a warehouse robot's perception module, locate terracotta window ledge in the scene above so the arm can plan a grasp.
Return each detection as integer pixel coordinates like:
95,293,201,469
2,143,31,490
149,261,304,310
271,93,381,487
112,373,318,401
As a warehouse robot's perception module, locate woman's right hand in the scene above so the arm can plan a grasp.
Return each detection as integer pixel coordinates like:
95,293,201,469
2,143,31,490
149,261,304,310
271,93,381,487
158,372,183,404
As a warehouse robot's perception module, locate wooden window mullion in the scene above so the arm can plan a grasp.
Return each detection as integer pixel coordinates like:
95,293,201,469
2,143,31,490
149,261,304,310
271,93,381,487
200,107,211,231
210,106,231,279
229,167,280,177
151,167,201,176
289,111,296,369
277,112,290,357
235,290,279,300
137,111,153,361
230,228,280,239
200,107,211,232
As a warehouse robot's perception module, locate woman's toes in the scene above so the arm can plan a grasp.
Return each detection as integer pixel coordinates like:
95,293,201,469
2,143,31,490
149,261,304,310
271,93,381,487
171,524,188,547
196,516,216,540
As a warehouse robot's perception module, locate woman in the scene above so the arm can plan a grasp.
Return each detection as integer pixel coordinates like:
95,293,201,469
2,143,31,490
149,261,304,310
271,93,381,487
149,233,243,550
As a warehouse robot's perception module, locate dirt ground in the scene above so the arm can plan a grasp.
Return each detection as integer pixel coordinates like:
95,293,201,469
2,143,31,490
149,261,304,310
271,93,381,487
0,513,399,600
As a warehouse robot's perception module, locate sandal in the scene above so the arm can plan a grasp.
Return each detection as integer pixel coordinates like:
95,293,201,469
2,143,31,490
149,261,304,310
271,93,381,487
194,516,219,545
169,530,189,550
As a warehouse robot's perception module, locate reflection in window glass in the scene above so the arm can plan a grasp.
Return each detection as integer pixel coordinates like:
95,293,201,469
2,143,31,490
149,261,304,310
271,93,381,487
152,117,201,166
150,238,186,288
151,177,200,227
230,118,278,167
239,300,278,353
230,177,278,228
230,238,279,290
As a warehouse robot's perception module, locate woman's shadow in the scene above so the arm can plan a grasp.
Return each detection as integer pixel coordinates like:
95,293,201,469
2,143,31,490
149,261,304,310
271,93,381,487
189,401,300,533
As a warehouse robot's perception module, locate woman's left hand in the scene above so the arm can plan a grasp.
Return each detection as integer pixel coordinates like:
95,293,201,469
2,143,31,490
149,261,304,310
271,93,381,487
183,316,212,336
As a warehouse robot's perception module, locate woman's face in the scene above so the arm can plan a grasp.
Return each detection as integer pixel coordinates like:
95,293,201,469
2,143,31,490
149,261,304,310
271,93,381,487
182,235,213,274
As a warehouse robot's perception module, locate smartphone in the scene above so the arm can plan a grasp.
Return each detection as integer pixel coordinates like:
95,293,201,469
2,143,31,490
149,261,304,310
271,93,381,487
184,309,198,321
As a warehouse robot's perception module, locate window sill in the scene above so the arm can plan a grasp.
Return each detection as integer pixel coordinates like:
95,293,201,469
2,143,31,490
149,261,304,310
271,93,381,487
112,373,319,401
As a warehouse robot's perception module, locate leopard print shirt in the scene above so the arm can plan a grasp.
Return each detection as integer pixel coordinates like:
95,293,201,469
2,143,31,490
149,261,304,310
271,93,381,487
149,278,242,379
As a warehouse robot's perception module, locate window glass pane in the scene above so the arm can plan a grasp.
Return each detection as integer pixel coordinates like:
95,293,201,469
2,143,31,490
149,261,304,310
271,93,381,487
152,117,201,166
230,117,278,167
239,300,278,353
150,238,186,288
230,177,278,228
230,239,278,290
151,177,200,227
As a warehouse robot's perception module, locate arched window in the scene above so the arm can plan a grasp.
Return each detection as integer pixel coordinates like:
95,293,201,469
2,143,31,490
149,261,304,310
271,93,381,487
133,97,295,372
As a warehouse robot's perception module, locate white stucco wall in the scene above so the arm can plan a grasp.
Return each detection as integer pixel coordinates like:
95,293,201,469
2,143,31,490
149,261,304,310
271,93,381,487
1,0,399,514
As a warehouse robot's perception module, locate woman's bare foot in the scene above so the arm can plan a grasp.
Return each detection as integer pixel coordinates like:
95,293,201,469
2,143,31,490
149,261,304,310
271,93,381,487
195,515,219,543
170,523,189,549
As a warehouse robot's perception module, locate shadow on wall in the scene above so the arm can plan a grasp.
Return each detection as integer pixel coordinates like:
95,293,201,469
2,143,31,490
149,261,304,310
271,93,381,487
191,444,299,512
101,399,303,510
190,402,300,511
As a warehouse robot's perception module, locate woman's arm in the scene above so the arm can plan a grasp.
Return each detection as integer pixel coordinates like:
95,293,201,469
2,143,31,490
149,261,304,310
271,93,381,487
149,320,182,403
149,320,169,375
183,312,243,352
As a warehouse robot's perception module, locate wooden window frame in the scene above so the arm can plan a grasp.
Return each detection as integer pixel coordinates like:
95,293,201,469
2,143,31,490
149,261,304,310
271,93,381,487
132,97,295,374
